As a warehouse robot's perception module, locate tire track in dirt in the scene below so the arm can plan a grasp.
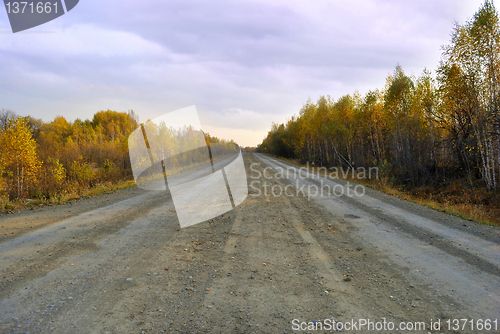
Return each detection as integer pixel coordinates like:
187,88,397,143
0,191,169,301
2,152,498,333
256,153,500,321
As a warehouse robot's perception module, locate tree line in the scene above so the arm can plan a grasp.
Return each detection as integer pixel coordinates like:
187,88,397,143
0,109,140,200
0,108,237,201
259,1,500,192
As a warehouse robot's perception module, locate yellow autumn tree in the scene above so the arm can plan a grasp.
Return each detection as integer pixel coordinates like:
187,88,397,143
0,117,41,199
0,158,8,197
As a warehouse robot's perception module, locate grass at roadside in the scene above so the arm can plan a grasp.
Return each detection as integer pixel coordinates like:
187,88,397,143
0,179,136,213
266,154,500,227
366,177,499,227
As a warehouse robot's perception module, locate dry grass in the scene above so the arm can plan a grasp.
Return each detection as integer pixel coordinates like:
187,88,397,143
371,177,500,226
58,179,136,203
0,179,136,213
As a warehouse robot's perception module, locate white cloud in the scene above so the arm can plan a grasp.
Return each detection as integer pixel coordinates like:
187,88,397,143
0,24,168,58
0,0,497,146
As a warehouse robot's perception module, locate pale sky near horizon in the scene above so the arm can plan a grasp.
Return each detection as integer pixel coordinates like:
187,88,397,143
0,0,495,146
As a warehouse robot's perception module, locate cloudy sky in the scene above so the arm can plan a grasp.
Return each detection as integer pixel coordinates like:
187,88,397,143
0,0,495,146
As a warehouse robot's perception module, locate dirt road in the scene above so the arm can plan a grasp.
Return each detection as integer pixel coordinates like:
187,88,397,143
0,153,499,333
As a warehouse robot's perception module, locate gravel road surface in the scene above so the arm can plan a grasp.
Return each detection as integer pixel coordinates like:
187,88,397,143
0,153,498,333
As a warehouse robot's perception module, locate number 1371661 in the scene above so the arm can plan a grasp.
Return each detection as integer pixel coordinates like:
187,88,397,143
446,319,498,331
5,2,58,14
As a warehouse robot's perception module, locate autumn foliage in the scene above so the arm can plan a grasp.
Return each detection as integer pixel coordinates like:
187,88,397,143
259,1,500,194
0,110,139,200
0,108,238,203
0,117,41,199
